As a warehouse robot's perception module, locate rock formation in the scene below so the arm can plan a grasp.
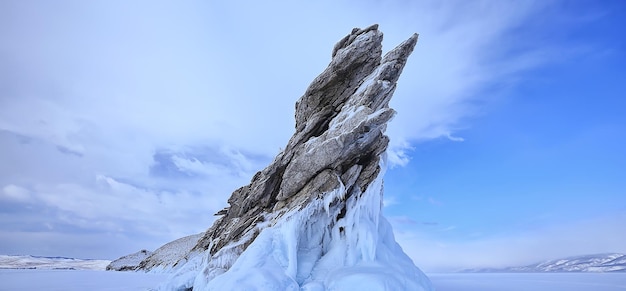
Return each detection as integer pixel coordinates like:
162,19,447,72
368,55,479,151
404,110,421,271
193,23,415,262
113,24,432,290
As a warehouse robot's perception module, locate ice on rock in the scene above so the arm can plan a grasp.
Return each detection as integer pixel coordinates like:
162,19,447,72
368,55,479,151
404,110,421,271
117,25,431,290
187,159,430,291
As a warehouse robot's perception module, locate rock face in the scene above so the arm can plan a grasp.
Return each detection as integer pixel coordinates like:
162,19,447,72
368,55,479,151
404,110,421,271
132,25,431,290
193,23,415,260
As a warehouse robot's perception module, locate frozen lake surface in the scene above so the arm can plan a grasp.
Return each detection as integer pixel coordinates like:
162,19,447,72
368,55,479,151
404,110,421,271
0,269,169,291
1,269,626,290
429,273,626,291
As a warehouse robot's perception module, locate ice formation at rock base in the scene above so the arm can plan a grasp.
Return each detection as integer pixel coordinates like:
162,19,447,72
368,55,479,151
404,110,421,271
113,24,433,290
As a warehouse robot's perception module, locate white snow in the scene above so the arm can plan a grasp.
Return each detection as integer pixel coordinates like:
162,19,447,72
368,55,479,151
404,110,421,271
3,269,625,290
106,250,152,271
0,269,168,291
143,233,203,273
0,255,110,270
428,273,626,291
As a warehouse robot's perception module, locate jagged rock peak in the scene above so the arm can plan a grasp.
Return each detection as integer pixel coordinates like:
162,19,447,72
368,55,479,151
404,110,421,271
191,25,418,259
137,25,429,290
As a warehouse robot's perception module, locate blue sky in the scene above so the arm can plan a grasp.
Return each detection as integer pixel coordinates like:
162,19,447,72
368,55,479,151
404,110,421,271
1,0,624,272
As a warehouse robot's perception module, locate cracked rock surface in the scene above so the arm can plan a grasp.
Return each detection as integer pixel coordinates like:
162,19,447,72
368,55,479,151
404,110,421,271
190,24,418,261
116,25,428,290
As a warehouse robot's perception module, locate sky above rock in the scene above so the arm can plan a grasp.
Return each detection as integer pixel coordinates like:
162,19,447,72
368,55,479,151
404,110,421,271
1,0,624,272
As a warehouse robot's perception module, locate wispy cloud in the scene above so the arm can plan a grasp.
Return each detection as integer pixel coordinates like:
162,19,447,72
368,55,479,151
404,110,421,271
445,133,465,142
1,185,32,203
389,216,418,225
428,197,444,206
394,212,626,272
0,0,580,258
383,196,399,208
0,175,228,256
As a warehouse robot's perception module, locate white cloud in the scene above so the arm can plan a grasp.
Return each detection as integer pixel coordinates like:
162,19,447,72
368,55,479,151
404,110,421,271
2,184,31,202
445,133,465,142
15,174,230,241
0,0,575,258
428,197,444,206
382,196,398,208
380,1,563,148
394,212,626,272
387,140,412,167
388,216,419,226
171,156,228,178
0,0,560,167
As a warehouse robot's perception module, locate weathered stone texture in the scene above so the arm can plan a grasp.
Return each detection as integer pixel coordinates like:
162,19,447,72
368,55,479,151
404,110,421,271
134,25,418,273
190,25,417,261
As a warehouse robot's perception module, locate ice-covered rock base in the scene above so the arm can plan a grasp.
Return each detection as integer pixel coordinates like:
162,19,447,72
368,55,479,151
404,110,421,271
152,25,432,290
160,159,431,290
187,160,430,290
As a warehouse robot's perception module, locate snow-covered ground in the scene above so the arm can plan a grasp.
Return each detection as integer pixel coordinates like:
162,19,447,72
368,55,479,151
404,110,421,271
429,273,626,291
0,255,110,270
2,270,625,291
0,269,168,291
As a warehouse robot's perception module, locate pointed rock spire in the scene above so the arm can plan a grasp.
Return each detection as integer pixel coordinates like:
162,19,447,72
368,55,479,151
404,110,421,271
126,25,430,291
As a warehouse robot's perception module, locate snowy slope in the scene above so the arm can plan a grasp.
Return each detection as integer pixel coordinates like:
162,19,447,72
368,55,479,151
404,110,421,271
0,255,110,270
139,233,203,272
107,233,203,272
106,250,152,271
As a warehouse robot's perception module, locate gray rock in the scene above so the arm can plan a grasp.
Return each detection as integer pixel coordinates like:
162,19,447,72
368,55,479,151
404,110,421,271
127,25,419,280
189,26,417,262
